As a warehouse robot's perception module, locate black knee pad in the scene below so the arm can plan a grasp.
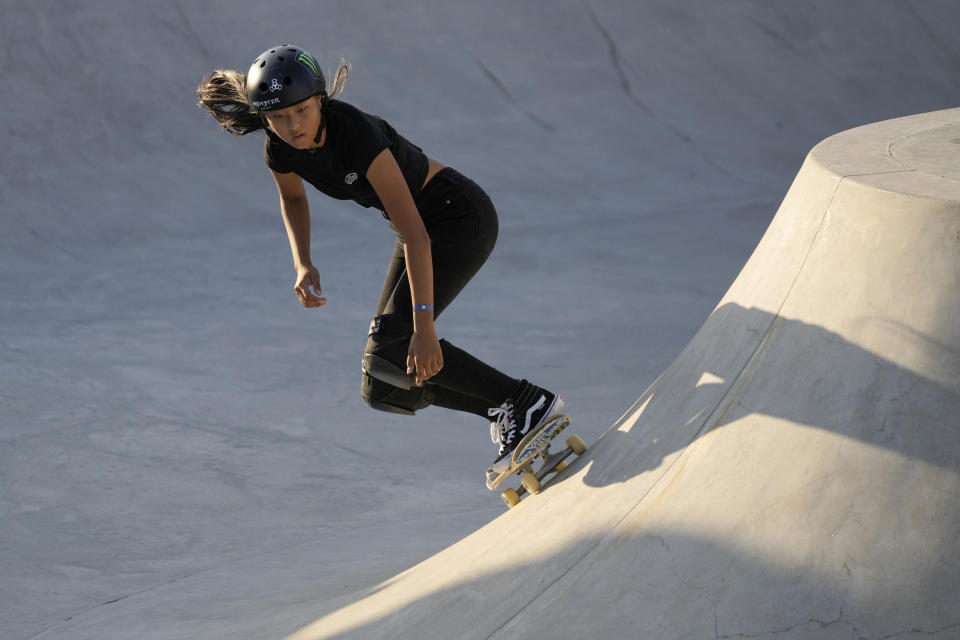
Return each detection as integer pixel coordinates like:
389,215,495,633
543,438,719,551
360,371,434,415
362,353,419,390
361,314,434,415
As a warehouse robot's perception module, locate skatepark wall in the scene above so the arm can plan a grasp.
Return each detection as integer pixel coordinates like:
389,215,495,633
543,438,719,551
283,108,960,638
4,1,960,638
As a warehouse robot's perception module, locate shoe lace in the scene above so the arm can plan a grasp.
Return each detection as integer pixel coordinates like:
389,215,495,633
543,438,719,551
488,402,515,448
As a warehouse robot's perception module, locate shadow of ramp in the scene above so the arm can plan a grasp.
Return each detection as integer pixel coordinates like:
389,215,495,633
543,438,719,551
581,302,960,493
285,519,960,639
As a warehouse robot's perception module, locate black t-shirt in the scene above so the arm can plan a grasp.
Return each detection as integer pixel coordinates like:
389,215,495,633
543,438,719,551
264,100,429,210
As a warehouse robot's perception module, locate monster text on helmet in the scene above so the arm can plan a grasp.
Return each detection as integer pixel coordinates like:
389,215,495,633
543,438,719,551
252,97,281,108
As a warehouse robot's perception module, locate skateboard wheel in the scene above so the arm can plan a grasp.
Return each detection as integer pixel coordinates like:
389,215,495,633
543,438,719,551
554,460,568,473
502,488,521,508
521,471,541,495
566,435,587,455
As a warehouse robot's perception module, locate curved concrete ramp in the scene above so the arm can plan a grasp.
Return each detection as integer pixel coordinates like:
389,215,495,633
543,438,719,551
287,110,960,639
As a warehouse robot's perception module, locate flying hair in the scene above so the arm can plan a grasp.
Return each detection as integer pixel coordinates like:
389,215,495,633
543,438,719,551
196,58,351,136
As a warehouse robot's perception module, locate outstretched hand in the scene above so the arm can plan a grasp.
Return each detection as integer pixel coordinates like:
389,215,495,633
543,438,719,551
294,264,327,308
407,329,444,385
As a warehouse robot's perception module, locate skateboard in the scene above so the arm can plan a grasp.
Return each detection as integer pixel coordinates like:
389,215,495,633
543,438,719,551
487,413,587,508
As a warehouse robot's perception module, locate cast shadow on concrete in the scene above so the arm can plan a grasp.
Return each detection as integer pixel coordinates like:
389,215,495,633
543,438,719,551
285,530,959,639
577,301,958,492
283,301,960,639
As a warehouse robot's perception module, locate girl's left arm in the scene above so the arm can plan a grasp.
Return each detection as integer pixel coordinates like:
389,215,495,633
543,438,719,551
366,148,443,385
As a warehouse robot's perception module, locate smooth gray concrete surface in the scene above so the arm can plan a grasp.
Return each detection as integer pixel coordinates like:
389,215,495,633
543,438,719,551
2,2,959,639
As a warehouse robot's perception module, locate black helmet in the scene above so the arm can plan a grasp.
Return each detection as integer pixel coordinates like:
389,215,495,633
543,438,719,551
246,45,326,112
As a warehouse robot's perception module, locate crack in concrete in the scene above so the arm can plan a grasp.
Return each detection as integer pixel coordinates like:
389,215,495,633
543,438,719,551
581,0,738,181
467,52,556,132
875,622,960,639
173,1,212,60
715,607,861,639
582,1,651,117
715,612,960,639
657,533,717,603
902,0,958,59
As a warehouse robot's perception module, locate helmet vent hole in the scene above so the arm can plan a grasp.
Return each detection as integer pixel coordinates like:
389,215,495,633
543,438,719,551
259,60,266,68
259,82,268,93
278,56,285,62
283,76,292,86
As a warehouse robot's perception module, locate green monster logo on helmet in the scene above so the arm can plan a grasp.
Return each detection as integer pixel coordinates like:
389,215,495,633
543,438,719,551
296,52,322,80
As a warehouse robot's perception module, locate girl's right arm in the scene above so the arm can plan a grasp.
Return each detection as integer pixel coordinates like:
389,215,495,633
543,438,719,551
272,169,327,308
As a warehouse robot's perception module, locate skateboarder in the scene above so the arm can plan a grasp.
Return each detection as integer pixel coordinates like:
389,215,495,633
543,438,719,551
197,45,564,485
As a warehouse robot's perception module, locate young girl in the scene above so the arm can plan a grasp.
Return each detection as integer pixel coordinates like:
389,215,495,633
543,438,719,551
197,44,563,488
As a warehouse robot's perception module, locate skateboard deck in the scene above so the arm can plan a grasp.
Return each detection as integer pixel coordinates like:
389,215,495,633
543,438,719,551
486,413,587,508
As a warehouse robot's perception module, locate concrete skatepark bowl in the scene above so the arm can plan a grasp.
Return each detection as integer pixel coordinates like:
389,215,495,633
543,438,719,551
2,2,959,639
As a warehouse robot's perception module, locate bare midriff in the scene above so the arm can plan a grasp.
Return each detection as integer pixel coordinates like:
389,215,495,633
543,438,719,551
422,156,446,189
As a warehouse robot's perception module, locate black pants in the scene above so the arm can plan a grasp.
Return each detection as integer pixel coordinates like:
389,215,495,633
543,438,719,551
361,168,517,417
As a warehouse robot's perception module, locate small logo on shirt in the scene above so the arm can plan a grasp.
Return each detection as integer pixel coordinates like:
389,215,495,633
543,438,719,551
345,172,358,185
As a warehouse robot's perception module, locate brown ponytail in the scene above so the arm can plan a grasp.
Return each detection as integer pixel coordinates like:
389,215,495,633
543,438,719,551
196,69,264,136
328,59,350,98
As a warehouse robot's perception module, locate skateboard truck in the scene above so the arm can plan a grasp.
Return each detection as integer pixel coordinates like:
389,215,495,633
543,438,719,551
489,414,588,508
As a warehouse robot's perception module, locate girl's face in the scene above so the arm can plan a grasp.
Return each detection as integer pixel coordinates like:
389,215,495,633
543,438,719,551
263,96,323,149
